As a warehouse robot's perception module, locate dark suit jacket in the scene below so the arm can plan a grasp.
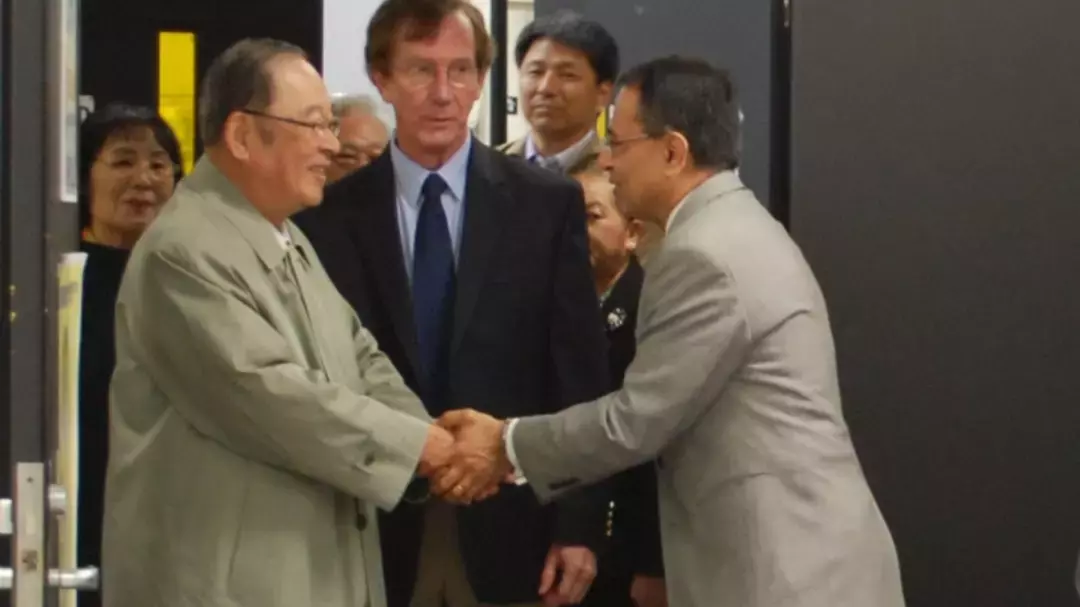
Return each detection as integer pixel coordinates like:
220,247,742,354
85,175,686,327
294,141,611,606
596,258,664,580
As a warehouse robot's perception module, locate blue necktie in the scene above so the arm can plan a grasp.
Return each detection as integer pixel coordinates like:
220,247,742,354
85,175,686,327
411,173,455,412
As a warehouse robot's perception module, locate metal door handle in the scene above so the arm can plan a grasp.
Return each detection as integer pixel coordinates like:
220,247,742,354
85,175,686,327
0,567,99,591
49,567,99,590
1,485,65,536
0,498,11,535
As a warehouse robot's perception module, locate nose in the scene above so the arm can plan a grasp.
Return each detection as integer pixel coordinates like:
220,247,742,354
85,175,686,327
598,146,614,171
132,166,155,188
431,69,453,104
321,130,341,156
536,71,557,94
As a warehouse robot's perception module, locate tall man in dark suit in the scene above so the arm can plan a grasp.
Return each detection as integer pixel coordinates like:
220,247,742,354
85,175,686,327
293,1,609,606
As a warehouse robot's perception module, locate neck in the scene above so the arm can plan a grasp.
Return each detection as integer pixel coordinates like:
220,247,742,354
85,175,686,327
595,260,629,297
207,149,290,228
531,125,592,157
397,132,468,170
657,169,719,229
84,223,140,250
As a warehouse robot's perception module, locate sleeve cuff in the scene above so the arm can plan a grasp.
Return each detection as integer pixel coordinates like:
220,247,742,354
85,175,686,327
504,418,529,486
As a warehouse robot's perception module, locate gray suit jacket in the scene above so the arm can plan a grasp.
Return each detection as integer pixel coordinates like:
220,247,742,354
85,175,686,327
512,172,905,607
103,158,432,607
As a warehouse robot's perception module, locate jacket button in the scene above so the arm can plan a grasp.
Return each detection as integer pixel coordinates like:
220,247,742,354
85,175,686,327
364,453,376,466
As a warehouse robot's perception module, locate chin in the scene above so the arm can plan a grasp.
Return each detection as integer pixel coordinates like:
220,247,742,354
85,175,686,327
298,186,324,208
421,128,466,149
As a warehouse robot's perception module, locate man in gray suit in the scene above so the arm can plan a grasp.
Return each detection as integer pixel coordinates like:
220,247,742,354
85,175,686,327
432,57,906,607
103,38,457,607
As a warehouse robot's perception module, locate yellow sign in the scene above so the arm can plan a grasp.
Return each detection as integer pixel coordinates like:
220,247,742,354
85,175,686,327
158,31,197,175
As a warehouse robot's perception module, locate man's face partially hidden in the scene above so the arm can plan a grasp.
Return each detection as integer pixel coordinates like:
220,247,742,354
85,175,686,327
329,109,389,183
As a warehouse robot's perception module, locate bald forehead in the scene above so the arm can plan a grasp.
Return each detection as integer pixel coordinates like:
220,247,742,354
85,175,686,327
266,54,331,117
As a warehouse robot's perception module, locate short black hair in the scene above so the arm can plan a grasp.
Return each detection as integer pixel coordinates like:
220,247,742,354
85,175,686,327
198,38,307,147
514,11,619,84
78,103,183,229
617,56,740,171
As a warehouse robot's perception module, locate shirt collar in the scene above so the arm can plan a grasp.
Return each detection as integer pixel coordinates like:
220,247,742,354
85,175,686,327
389,134,472,208
525,130,596,171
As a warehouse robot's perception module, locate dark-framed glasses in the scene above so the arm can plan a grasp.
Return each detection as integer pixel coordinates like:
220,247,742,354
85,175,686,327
239,108,340,137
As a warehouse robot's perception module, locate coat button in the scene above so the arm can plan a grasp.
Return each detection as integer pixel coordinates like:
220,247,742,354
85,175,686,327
364,453,376,466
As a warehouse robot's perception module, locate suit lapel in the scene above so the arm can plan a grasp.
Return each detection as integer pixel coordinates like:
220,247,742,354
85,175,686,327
451,144,507,355
354,153,422,375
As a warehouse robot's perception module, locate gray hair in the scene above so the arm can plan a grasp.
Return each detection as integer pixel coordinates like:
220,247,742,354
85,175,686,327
198,38,307,147
331,93,378,119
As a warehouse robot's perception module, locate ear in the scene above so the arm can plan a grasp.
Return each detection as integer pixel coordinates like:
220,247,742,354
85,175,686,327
625,218,645,253
663,131,691,176
222,112,253,161
370,69,393,104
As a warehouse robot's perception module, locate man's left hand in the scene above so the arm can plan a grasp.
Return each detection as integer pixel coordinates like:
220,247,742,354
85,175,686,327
538,544,596,607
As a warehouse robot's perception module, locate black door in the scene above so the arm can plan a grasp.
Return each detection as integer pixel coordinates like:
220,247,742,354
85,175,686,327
3,0,94,605
789,0,1080,604
80,0,323,160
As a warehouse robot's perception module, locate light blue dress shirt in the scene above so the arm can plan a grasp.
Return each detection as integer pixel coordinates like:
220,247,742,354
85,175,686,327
389,136,472,284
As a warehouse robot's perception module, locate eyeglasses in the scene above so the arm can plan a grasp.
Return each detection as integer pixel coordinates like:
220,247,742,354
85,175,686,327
239,109,340,137
394,61,480,90
603,133,653,150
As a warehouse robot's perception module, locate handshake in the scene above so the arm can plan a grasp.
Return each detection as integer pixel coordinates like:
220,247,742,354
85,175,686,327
417,408,516,504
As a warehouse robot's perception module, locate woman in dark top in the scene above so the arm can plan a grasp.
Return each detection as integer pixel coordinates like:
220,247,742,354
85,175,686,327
77,103,182,606
574,169,667,607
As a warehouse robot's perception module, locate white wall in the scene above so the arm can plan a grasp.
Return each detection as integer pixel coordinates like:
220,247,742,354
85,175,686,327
322,0,536,143
505,0,535,142
322,0,397,129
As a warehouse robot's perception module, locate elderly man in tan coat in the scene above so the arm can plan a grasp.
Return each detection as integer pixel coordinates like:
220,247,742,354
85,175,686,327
102,38,455,607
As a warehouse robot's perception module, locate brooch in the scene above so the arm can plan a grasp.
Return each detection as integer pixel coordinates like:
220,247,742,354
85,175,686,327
607,308,627,330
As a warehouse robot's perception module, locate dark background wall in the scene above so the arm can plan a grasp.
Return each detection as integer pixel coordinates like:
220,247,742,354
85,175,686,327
534,0,785,213
790,0,1080,605
80,0,322,158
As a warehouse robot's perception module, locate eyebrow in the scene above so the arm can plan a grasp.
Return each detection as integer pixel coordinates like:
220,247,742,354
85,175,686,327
107,145,167,156
526,58,581,70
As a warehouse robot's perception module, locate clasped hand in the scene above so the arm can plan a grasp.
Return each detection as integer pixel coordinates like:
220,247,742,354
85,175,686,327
418,408,513,504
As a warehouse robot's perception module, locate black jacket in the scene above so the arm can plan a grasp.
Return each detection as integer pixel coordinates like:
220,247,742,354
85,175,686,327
597,257,664,579
294,142,611,606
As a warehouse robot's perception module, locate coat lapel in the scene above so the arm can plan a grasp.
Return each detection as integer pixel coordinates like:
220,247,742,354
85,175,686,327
451,144,507,355
353,153,422,376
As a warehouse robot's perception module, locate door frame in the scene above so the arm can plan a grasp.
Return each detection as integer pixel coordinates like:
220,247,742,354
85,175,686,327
2,0,79,604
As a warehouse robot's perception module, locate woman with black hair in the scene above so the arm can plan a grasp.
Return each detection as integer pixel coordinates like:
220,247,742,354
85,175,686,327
76,102,181,606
